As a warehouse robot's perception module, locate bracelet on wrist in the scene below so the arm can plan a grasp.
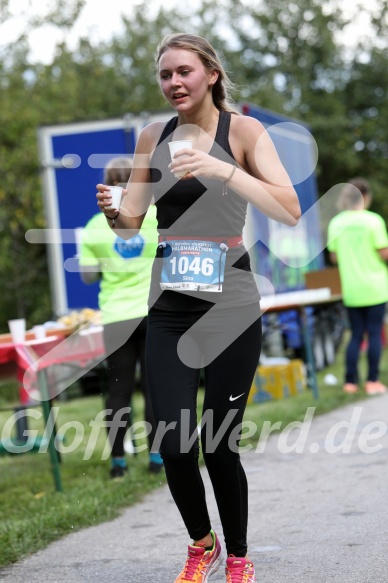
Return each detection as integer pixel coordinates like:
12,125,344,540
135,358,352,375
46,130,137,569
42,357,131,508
105,211,120,228
222,165,236,196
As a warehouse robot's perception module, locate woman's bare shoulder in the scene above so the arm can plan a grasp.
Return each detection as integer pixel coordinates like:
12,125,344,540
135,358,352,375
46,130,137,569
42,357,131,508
138,120,169,152
229,113,266,140
228,113,267,164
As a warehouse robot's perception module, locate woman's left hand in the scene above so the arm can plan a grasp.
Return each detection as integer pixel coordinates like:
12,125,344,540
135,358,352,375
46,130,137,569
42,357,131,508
168,148,229,181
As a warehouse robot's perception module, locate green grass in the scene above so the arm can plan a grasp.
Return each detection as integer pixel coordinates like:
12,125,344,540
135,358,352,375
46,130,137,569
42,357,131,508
0,338,386,567
0,380,19,407
0,395,167,566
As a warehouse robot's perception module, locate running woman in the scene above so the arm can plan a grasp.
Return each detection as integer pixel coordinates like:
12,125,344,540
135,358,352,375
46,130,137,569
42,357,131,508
96,33,300,583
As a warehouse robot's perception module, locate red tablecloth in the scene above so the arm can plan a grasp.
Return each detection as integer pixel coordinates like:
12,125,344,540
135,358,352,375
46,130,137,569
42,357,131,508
0,329,105,404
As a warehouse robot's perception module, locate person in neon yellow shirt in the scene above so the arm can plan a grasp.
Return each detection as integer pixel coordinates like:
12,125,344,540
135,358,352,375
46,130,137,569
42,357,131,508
79,157,162,477
328,178,388,395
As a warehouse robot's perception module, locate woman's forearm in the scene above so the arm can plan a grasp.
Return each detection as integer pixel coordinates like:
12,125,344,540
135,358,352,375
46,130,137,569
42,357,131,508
104,211,145,239
225,166,301,226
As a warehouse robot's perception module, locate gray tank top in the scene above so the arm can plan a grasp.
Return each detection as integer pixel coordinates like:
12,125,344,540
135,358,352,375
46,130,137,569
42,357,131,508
148,110,260,312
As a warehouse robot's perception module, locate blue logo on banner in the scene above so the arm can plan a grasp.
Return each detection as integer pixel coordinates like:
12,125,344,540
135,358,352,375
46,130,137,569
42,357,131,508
114,234,145,259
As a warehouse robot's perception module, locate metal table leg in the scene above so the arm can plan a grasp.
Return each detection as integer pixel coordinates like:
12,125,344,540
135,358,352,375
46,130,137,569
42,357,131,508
299,307,319,399
38,370,63,492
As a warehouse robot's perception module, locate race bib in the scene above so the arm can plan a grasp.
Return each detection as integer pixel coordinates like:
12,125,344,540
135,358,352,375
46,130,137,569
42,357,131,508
160,239,228,292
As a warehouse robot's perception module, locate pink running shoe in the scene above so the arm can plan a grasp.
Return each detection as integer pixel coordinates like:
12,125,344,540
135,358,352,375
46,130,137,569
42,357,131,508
174,530,222,583
365,381,387,395
225,556,256,583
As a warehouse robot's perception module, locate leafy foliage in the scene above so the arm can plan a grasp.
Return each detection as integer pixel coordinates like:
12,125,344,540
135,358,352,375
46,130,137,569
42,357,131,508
0,0,387,330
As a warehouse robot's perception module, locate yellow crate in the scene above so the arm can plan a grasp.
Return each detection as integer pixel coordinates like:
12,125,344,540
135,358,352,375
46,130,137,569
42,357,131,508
287,359,306,396
248,359,306,403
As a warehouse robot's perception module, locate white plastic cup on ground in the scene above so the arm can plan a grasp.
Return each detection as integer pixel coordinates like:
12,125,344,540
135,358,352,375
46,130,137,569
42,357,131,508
168,140,192,178
324,373,338,386
33,325,46,340
8,318,26,344
105,185,123,211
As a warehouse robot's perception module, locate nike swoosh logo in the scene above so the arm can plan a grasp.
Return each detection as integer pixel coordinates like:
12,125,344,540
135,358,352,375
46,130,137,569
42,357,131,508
229,393,245,401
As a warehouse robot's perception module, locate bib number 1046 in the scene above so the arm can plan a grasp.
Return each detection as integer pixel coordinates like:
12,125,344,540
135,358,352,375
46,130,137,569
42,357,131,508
160,239,227,292
169,256,214,277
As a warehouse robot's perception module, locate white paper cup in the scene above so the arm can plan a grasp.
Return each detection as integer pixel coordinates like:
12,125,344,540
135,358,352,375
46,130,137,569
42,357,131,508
8,318,26,344
33,325,46,340
74,227,84,258
105,185,123,210
168,140,192,178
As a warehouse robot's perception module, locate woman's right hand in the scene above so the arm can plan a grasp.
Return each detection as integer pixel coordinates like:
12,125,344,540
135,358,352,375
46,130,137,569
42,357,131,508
96,184,127,217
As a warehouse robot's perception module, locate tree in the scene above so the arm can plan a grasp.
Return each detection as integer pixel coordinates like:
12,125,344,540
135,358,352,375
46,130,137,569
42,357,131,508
0,3,185,330
0,2,88,327
219,0,388,217
0,0,387,332
342,44,388,217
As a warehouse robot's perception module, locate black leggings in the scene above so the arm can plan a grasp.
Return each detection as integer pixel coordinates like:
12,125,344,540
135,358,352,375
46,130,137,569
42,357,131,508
146,303,262,556
103,317,156,457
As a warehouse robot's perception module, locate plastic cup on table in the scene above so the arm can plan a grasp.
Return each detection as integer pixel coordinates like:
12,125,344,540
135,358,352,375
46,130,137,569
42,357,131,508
33,325,46,340
168,140,192,178
105,185,123,211
8,318,26,344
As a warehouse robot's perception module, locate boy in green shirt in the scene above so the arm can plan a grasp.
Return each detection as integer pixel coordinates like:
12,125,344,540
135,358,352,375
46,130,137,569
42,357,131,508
79,157,162,477
328,178,388,395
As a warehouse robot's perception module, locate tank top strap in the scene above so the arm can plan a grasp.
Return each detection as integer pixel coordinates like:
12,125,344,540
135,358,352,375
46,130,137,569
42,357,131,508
157,116,178,145
215,110,230,144
214,110,234,159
